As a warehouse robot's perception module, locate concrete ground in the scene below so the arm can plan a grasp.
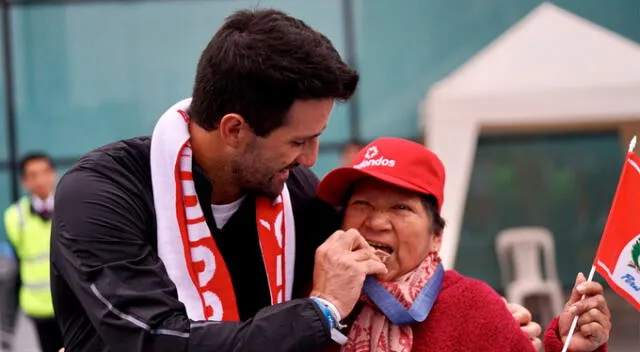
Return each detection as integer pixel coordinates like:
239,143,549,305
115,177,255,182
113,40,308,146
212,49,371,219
4,313,38,352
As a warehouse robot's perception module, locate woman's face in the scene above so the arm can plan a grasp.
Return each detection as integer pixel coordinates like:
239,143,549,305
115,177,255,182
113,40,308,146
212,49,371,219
342,178,441,281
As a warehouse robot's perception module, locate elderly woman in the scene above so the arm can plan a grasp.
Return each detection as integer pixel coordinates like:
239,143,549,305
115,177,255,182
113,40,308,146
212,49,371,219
316,137,610,352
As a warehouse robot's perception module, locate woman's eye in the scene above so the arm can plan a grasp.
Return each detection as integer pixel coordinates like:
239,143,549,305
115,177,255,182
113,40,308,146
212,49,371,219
392,204,411,211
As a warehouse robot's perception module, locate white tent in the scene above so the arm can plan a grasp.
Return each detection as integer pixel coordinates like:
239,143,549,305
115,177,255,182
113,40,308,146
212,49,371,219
422,2,640,269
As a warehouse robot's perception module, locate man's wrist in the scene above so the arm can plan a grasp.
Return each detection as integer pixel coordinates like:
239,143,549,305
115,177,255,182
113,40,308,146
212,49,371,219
310,296,346,330
310,297,336,329
309,297,348,345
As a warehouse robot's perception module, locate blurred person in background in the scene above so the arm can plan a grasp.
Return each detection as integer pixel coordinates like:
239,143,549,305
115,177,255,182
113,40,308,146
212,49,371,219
0,229,18,351
341,139,365,166
3,153,63,352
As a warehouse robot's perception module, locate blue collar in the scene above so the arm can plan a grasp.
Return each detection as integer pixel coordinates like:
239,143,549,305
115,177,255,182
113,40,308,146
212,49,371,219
362,262,444,325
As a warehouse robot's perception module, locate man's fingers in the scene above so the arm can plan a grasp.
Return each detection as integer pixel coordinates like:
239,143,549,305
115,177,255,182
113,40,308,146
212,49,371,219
324,228,363,247
321,229,375,256
346,229,374,251
358,258,388,275
565,272,587,308
334,228,370,251
325,229,345,243
316,230,344,256
348,248,380,262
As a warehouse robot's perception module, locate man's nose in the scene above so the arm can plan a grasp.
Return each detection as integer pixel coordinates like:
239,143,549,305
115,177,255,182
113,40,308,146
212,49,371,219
296,139,319,167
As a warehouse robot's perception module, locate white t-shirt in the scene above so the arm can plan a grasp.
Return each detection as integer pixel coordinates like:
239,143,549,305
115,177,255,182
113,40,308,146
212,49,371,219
211,195,246,229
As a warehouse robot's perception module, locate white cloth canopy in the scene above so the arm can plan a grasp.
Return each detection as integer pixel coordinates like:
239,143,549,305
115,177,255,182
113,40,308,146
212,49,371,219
422,2,640,268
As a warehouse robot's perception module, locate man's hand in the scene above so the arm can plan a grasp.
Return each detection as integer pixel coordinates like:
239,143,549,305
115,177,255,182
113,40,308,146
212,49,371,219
503,297,542,350
310,229,387,317
559,273,611,351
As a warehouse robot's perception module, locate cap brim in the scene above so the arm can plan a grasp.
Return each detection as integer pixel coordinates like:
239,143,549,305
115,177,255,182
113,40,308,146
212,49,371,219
317,166,436,206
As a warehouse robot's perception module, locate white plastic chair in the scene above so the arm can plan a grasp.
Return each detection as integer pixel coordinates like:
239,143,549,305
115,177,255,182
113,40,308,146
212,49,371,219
495,227,564,323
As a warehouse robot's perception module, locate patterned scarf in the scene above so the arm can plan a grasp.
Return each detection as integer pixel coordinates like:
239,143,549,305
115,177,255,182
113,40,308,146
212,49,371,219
342,252,441,352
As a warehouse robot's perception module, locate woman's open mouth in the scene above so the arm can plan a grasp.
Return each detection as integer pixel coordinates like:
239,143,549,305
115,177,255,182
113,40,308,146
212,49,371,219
366,240,393,254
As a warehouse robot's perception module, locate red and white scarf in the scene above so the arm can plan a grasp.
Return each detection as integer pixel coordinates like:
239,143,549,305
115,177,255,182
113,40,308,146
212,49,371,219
342,252,440,352
150,98,296,321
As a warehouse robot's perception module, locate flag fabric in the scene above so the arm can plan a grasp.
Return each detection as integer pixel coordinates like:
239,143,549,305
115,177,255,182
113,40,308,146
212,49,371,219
593,151,640,311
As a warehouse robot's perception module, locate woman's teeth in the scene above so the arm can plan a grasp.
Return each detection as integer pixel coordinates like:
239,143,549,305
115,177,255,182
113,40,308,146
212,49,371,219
366,240,393,254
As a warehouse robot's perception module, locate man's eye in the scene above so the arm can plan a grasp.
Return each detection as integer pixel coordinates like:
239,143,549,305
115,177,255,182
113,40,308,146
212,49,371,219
291,140,306,147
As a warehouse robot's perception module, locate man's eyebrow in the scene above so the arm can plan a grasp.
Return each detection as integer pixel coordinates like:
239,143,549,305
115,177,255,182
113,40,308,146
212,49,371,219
293,125,327,140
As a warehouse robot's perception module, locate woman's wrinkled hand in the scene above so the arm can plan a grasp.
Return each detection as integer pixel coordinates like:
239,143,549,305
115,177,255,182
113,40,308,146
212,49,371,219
503,297,542,350
558,273,611,351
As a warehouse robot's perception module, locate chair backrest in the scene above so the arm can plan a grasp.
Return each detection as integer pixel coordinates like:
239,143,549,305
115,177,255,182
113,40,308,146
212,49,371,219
495,227,559,288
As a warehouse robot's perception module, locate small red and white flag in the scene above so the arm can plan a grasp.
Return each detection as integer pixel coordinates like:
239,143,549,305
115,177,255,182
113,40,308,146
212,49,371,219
593,137,640,311
563,137,640,351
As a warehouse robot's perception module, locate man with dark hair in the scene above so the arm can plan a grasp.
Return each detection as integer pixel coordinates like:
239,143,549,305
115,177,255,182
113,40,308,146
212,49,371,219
4,152,63,352
51,9,381,352
50,9,543,352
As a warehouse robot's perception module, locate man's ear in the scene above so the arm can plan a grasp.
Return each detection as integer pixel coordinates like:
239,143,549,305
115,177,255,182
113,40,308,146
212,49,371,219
218,113,252,148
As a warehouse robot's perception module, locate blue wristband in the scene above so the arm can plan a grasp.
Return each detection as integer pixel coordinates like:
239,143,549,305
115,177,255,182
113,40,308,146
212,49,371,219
310,297,336,330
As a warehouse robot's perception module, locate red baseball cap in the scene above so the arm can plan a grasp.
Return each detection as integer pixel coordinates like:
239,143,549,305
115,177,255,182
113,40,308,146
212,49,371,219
317,137,446,210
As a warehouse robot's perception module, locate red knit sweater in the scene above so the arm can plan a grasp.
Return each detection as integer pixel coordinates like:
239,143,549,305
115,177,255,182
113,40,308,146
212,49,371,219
325,270,607,352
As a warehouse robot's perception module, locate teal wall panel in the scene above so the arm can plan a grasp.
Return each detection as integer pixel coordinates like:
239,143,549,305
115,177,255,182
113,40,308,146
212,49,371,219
353,0,640,140
313,150,342,180
4,0,640,165
9,0,350,158
458,132,622,289
0,14,6,161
